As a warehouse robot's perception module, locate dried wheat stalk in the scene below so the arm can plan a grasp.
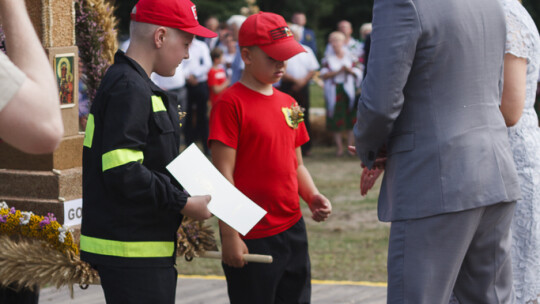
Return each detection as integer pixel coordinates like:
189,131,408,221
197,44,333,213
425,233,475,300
87,0,118,65
177,217,218,261
0,235,99,290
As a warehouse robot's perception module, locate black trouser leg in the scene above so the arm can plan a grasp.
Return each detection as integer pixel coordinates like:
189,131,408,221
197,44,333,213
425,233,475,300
0,285,39,304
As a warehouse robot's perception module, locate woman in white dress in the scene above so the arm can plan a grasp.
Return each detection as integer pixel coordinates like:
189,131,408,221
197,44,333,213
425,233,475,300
449,2,540,303
499,0,540,302
320,31,362,157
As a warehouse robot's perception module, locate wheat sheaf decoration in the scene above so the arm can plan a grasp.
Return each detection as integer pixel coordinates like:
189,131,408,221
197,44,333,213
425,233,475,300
0,203,219,288
177,217,219,261
0,202,268,293
75,0,118,103
0,236,98,290
0,202,99,290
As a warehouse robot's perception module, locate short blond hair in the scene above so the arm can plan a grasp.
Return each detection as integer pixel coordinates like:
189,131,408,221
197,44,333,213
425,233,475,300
328,31,346,43
360,23,372,40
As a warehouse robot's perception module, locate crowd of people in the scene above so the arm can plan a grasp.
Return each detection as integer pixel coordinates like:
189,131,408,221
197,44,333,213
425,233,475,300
1,0,540,303
129,12,373,158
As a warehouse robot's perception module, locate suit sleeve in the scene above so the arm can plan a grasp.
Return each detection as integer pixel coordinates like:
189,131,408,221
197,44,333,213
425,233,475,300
101,80,188,213
353,0,421,169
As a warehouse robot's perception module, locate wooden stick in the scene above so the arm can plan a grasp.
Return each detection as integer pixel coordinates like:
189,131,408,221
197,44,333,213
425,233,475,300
199,251,273,263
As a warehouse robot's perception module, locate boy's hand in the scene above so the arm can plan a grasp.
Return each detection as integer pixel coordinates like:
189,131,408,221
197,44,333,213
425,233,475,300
309,194,332,222
221,233,249,268
181,195,212,221
187,75,199,86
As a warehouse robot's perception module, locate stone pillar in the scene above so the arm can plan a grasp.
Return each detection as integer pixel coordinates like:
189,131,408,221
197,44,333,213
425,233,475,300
0,0,82,224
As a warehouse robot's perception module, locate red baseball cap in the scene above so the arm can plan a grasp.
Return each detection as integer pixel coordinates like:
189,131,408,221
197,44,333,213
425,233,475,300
131,0,217,38
239,12,306,61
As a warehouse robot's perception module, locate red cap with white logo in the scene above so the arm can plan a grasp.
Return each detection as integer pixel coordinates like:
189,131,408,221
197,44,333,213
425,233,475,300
239,12,306,61
131,0,217,38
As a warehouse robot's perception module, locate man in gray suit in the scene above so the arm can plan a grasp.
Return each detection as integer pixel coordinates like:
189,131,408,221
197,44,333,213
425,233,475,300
353,0,521,303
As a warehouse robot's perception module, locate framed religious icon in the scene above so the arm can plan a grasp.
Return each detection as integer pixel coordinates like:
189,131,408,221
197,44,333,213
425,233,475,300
54,52,76,108
48,46,79,136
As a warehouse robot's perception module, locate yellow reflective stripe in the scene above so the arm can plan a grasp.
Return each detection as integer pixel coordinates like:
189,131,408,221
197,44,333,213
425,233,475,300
151,95,166,112
102,148,143,172
83,114,95,148
80,235,174,258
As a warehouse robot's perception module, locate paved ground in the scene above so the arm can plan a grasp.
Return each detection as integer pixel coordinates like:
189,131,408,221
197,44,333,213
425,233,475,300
39,275,387,304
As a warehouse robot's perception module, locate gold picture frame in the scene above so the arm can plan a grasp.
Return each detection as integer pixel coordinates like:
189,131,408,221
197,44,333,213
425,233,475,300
48,46,80,136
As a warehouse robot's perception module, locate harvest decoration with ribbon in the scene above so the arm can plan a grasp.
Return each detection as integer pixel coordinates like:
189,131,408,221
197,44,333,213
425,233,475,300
282,102,305,129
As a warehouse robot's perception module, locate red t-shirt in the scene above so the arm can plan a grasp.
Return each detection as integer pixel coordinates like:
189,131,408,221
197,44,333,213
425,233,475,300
208,82,309,239
207,67,228,106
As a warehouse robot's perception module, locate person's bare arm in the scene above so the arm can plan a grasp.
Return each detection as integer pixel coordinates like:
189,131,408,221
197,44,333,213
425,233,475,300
210,140,248,267
296,147,331,222
500,53,527,127
301,71,316,87
210,78,230,94
290,70,316,92
0,0,63,154
320,66,344,80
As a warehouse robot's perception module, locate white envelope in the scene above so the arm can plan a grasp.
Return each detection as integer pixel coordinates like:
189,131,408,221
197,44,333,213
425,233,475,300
166,144,267,236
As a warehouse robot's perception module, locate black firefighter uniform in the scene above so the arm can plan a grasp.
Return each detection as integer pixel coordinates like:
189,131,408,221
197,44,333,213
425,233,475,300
80,51,188,268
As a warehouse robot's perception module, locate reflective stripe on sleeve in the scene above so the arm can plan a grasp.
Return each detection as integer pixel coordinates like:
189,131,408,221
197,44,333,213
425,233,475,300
102,148,143,172
151,95,166,112
83,114,95,148
80,235,174,258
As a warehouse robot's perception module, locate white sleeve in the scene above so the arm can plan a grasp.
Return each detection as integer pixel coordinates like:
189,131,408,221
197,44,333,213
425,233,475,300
0,51,26,111
503,3,533,60
306,47,320,71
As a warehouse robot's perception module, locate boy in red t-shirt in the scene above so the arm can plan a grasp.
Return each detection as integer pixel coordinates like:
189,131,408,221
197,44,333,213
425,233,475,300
208,12,332,304
207,47,230,107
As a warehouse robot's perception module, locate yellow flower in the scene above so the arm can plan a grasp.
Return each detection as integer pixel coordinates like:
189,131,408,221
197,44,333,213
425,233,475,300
0,204,78,254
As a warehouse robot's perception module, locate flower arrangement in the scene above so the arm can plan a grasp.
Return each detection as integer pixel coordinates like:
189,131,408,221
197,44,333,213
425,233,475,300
282,102,305,129
0,203,98,290
0,202,78,255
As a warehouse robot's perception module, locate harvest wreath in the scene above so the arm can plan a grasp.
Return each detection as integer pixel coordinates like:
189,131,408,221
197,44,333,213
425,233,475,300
0,200,274,298
0,203,220,291
0,202,98,290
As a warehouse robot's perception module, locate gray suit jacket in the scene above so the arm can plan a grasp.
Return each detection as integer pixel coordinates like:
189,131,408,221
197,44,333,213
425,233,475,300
354,0,521,222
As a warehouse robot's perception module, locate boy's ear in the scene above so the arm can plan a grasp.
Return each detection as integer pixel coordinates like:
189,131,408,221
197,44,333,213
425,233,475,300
153,27,167,49
240,47,251,65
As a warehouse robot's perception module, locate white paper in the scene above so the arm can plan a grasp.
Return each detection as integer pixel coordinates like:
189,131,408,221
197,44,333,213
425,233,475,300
166,144,267,236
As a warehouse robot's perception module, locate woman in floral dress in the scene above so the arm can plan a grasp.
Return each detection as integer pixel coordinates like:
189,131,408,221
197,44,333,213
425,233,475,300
320,31,362,157
500,0,540,302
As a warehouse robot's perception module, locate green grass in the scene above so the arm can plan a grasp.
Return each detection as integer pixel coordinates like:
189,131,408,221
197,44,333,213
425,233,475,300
176,146,389,283
310,82,325,108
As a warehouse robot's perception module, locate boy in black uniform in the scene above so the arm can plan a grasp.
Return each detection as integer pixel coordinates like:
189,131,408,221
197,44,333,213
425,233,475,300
80,0,216,302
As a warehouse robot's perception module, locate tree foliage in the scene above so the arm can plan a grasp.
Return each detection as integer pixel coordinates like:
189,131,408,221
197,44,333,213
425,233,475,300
111,0,540,54
523,0,540,29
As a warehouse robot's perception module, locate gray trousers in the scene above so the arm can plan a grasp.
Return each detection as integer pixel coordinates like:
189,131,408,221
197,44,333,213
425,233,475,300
387,202,516,304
